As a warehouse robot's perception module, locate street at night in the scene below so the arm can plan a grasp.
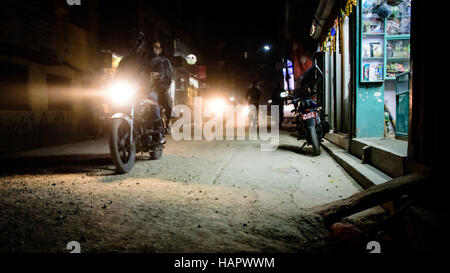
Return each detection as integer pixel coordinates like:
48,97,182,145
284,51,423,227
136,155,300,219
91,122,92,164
0,0,447,269
1,131,386,253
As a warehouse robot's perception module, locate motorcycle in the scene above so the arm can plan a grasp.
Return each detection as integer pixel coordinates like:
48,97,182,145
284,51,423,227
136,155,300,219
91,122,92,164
105,80,165,174
281,62,329,156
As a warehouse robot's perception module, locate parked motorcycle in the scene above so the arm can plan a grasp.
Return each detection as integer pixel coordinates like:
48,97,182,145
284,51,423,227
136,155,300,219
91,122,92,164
281,61,329,156
106,81,165,173
282,90,329,155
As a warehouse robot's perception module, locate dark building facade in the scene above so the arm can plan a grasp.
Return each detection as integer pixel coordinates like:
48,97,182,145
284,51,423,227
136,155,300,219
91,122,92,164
0,0,202,153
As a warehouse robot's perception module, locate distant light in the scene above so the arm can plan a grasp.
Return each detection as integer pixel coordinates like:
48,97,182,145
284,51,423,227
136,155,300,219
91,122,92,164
243,106,250,115
310,23,316,37
186,54,197,65
189,77,199,89
280,91,289,98
263,45,271,51
229,96,235,102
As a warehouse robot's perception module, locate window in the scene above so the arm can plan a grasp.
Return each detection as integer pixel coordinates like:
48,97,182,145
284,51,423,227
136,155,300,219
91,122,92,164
0,61,30,110
47,74,72,110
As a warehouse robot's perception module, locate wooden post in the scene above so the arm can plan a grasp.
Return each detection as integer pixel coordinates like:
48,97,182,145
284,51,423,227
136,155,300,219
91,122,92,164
310,172,431,226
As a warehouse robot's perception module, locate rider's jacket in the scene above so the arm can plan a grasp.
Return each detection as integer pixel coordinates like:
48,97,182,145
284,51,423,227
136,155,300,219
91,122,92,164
147,55,174,94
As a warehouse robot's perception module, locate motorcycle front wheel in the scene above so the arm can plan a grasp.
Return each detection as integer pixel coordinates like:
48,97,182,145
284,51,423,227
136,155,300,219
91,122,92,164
308,127,321,156
109,119,136,173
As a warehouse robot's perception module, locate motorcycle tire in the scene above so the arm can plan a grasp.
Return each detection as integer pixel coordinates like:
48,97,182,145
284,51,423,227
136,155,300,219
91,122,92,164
109,119,136,173
150,144,163,159
309,127,321,156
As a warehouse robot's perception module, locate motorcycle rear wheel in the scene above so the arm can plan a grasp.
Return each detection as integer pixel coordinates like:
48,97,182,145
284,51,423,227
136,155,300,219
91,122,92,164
109,119,136,173
309,127,321,156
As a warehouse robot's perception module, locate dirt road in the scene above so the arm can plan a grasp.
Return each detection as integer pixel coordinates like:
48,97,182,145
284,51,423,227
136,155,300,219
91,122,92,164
0,131,385,253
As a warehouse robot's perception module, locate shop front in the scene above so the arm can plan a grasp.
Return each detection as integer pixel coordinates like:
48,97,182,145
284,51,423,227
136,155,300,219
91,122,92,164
311,0,356,150
357,0,411,139
308,0,412,178
311,0,411,141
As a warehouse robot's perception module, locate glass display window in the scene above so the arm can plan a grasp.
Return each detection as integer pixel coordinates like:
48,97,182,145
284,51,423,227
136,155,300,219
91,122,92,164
386,39,410,79
362,0,384,34
362,36,384,59
386,61,409,79
386,0,411,36
362,61,384,82
361,29,384,82
360,0,411,82
386,39,410,59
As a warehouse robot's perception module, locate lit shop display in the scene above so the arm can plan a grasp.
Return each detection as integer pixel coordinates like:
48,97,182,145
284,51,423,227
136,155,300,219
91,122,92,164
360,0,411,83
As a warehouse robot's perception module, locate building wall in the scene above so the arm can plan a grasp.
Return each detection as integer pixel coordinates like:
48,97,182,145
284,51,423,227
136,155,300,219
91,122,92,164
0,2,103,153
355,84,385,138
0,0,201,153
323,16,352,143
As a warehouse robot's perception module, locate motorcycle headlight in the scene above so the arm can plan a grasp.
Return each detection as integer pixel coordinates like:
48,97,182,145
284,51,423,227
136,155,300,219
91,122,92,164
241,105,250,115
280,91,289,98
107,81,137,104
208,99,226,114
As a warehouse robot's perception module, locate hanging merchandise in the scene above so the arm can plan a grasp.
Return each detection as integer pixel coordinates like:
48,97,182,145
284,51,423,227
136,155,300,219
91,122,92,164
321,30,330,52
321,19,338,53
344,0,357,17
386,0,403,6
338,12,344,54
330,19,338,53
377,2,392,18
371,0,392,19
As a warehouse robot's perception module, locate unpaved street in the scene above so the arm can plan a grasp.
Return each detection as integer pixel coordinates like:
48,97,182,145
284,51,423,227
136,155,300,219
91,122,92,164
0,131,384,253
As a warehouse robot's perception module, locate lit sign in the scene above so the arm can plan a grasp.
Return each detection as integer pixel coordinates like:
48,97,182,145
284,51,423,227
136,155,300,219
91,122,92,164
186,54,197,65
282,59,294,91
112,54,122,69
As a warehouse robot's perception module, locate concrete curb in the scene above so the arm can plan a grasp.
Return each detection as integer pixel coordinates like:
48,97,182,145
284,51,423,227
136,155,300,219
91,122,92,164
321,139,392,190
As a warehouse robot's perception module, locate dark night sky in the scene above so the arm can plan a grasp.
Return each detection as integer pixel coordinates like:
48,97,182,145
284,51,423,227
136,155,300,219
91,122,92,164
184,1,289,93
100,0,316,95
190,0,286,57
175,0,318,98
197,1,284,43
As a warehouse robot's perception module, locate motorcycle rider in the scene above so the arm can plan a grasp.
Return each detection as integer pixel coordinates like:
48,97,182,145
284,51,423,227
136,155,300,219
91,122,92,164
147,40,175,136
116,30,165,144
115,29,148,83
246,81,262,126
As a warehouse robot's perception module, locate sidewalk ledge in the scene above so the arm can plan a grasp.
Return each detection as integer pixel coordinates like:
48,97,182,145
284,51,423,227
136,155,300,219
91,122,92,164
322,139,392,189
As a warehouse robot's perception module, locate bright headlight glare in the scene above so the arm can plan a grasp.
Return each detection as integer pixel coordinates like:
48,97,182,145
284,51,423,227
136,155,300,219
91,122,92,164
280,91,289,98
209,99,226,114
108,82,136,104
243,106,250,115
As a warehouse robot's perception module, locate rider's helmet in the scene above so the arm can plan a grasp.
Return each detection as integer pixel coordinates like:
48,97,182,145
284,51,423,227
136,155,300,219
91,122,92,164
128,28,145,48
